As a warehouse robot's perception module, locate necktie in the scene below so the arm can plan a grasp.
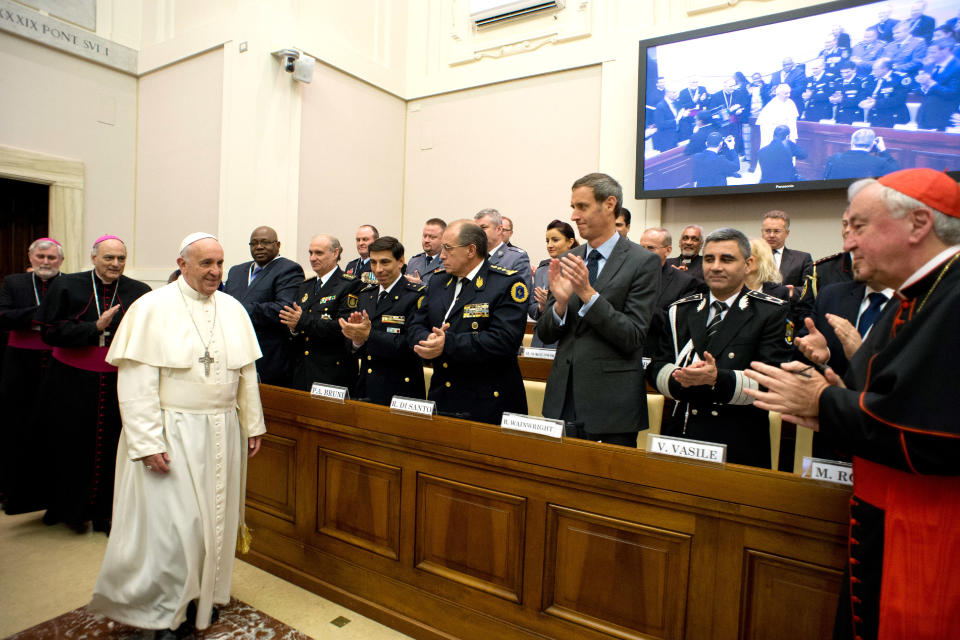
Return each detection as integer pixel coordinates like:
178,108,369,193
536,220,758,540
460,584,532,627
424,255,432,270
377,290,388,307
706,301,728,338
587,250,602,286
857,292,887,337
250,265,263,284
443,277,468,323
873,79,882,96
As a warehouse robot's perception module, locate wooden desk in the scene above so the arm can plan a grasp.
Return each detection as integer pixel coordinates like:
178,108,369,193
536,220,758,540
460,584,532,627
246,385,849,640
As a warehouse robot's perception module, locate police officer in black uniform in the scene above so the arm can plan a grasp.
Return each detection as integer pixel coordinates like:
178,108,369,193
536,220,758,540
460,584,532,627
409,220,528,425
800,59,836,121
645,228,793,468
280,234,364,391
340,236,427,405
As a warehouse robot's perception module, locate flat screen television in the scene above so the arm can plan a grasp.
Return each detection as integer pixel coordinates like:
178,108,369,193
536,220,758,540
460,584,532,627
635,0,960,199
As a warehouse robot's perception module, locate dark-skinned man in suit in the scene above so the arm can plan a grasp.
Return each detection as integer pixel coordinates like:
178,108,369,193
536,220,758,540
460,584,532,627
224,226,304,387
537,173,661,447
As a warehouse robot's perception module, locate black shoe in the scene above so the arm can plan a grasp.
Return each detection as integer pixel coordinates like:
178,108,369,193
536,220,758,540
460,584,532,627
184,600,219,626
92,519,111,535
66,520,89,534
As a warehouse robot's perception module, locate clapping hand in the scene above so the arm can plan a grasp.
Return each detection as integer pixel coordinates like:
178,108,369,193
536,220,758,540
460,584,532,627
339,310,372,345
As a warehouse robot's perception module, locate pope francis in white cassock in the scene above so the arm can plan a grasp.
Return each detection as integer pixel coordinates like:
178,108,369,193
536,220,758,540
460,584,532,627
89,233,266,637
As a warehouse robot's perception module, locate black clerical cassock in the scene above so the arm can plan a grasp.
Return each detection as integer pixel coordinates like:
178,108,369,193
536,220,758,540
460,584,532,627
35,270,151,532
0,271,59,514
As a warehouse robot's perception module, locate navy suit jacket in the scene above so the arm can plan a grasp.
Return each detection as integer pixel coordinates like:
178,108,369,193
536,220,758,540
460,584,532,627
224,256,304,386
917,58,960,131
692,148,740,187
758,139,806,183
804,281,866,376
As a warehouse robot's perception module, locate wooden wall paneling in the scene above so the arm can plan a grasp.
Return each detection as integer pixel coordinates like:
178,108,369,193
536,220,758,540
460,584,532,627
739,550,844,640
708,519,748,639
245,387,851,640
415,473,527,603
542,505,692,640
683,515,721,640
317,448,402,560
246,420,299,532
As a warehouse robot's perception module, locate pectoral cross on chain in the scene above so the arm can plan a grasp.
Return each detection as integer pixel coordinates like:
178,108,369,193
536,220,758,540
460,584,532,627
198,349,215,376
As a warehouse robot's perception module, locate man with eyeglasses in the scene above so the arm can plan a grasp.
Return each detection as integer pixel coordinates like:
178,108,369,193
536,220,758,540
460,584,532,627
224,226,304,387
409,220,528,424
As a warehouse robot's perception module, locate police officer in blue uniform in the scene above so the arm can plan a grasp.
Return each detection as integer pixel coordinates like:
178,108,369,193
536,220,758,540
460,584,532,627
280,234,364,391
340,236,427,405
409,220,528,425
859,58,910,128
831,61,868,123
404,218,447,285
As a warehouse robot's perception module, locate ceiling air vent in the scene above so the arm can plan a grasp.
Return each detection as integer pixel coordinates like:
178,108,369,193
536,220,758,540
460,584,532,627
470,0,566,28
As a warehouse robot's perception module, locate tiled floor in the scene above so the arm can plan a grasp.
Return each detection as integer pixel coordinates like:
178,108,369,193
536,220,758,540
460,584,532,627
0,511,413,639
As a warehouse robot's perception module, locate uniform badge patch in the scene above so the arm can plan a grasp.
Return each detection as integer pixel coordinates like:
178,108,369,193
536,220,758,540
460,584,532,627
785,318,795,345
510,282,529,303
471,321,479,330
475,276,484,289
347,294,358,309
382,315,405,324
739,295,749,310
318,295,336,304
301,293,308,303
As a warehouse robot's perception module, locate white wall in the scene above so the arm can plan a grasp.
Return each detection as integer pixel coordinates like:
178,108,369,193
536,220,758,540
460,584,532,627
135,47,224,277
0,33,137,255
297,61,406,272
403,66,602,261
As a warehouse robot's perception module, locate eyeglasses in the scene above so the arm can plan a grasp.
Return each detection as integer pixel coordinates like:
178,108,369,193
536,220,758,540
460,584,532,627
249,240,278,247
441,243,468,252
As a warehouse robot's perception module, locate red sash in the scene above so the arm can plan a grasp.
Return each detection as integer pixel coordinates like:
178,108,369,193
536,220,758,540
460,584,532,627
852,456,960,639
7,329,48,350
52,346,117,373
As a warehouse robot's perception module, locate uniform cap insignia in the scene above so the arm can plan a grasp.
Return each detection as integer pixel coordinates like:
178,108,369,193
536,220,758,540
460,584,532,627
510,282,529,303
347,294,358,309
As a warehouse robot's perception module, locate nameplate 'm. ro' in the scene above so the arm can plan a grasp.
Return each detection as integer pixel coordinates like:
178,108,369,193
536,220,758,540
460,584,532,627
310,383,348,403
390,396,436,417
647,434,726,464
522,347,556,360
501,412,564,439
801,457,853,485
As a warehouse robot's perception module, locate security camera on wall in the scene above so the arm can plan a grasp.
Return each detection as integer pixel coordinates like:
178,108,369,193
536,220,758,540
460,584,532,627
272,48,314,84
293,54,315,84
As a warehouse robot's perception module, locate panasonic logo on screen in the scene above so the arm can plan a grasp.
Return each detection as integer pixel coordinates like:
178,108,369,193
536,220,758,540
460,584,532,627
775,184,796,189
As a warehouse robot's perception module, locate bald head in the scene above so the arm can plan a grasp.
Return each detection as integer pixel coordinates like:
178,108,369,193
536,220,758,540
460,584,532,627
249,226,280,266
